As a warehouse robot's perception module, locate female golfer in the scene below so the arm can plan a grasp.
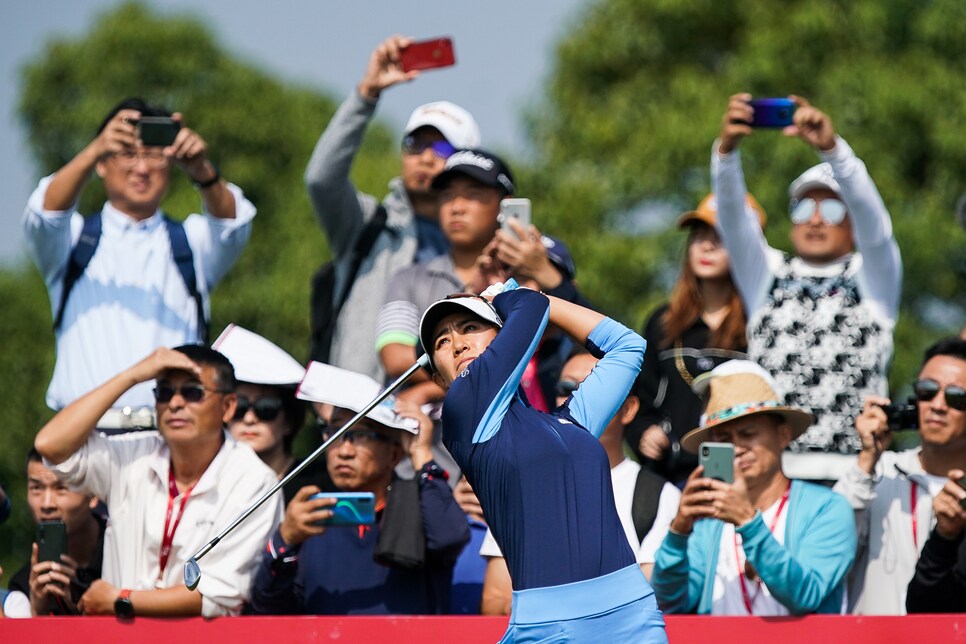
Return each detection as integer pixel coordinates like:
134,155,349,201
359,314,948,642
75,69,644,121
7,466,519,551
419,282,667,642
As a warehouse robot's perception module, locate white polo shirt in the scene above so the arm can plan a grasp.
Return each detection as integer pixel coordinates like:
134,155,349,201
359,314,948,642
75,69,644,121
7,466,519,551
48,430,281,617
23,175,256,410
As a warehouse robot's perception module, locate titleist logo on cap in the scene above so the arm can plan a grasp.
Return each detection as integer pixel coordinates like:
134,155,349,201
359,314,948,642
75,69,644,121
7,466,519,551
446,150,494,171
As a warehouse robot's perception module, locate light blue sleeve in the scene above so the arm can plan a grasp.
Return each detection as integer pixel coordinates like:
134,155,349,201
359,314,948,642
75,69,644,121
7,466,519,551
565,318,645,439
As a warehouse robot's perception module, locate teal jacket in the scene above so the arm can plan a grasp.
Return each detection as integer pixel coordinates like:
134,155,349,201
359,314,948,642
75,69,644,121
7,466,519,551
652,479,855,615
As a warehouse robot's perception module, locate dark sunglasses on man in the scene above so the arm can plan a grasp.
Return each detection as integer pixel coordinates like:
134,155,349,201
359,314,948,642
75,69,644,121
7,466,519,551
233,395,284,422
913,378,966,411
401,135,455,160
555,380,579,399
153,383,227,404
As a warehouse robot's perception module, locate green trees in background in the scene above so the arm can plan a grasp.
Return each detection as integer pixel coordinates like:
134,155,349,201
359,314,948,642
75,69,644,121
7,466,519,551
1,2,400,574
525,0,966,388
4,0,966,581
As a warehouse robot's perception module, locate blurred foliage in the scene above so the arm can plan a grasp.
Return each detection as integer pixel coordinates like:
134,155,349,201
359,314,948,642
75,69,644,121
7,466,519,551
4,0,966,585
524,0,966,393
2,1,399,578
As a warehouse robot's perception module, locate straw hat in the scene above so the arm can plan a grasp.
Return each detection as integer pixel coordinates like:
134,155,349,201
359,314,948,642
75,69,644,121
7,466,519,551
679,360,812,454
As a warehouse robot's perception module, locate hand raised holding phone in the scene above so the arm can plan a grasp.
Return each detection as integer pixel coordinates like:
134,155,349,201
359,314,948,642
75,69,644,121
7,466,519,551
358,35,456,101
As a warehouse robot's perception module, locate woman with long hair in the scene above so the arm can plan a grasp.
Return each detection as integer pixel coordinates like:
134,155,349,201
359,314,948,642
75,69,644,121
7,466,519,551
627,194,765,485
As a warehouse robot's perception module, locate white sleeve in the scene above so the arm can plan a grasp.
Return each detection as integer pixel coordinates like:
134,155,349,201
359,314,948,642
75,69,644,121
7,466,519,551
710,142,781,313
479,528,504,558
21,175,85,308
44,432,148,503
636,483,682,564
822,137,902,321
182,182,256,292
2,590,31,618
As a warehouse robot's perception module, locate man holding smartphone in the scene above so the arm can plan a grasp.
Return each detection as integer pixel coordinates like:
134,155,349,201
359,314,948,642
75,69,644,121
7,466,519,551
651,360,856,615
835,337,966,614
712,94,902,482
305,35,480,384
249,365,469,615
3,450,103,617
23,97,255,429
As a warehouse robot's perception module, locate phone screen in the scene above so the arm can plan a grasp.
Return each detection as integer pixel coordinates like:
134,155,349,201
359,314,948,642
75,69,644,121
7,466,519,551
699,442,735,484
311,492,376,526
400,37,456,72
37,520,68,563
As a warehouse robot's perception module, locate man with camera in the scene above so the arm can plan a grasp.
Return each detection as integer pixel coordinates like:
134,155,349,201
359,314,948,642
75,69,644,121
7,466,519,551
23,98,254,430
835,337,966,614
651,360,855,616
712,94,902,481
249,364,469,615
305,35,481,383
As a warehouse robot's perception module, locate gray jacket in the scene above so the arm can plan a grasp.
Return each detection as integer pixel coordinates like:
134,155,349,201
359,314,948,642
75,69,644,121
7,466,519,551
305,90,419,382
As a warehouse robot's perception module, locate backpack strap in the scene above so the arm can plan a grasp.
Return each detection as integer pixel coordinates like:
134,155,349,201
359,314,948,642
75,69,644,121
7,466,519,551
163,216,208,343
631,465,669,544
334,205,388,314
53,213,102,331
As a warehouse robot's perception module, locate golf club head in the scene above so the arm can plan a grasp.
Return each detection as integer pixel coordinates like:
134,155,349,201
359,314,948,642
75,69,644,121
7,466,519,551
184,558,201,591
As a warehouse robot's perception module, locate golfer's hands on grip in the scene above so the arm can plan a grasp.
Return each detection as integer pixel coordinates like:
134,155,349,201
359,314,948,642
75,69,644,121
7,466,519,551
279,486,334,546
670,465,756,535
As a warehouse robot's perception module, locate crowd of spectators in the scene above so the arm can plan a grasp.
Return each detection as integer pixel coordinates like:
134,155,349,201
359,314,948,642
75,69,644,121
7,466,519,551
3,33,966,632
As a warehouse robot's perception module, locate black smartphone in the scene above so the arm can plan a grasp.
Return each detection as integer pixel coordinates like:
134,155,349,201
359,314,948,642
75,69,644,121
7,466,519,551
138,116,181,147
958,475,966,510
37,520,68,563
310,492,376,526
699,442,735,484
747,98,796,128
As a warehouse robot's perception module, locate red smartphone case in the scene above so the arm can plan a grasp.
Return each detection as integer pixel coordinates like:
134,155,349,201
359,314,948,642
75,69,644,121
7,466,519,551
400,38,455,72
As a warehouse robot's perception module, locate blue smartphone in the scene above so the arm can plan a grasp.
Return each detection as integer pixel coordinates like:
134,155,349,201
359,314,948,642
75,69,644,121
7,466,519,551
310,491,376,526
699,442,735,484
747,98,796,128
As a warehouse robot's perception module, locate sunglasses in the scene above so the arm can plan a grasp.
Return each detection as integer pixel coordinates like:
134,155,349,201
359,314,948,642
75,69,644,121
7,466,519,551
913,378,966,411
789,197,848,226
154,383,225,404
321,428,400,448
233,395,284,422
402,135,456,160
555,380,579,398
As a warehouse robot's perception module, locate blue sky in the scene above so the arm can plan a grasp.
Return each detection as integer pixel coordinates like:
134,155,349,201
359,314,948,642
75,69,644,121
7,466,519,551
1,0,589,264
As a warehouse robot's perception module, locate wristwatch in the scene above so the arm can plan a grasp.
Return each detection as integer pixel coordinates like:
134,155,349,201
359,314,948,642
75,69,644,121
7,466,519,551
114,588,135,619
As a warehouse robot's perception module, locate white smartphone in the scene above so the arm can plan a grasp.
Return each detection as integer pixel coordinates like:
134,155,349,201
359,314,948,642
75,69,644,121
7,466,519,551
499,198,531,240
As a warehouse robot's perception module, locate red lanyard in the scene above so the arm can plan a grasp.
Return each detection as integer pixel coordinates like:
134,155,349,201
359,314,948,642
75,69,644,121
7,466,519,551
159,468,196,582
910,481,919,550
733,482,791,614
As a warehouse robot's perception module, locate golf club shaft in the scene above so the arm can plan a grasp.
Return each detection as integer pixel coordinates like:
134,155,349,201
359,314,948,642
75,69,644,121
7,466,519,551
185,354,431,572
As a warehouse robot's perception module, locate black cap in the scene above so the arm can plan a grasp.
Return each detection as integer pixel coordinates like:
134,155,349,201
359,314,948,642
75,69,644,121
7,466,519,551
431,149,515,196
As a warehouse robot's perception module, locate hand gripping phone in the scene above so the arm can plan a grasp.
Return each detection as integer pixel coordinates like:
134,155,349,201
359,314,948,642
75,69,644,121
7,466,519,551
400,37,456,72
138,116,181,146
310,491,376,526
498,198,532,240
37,519,68,563
747,98,796,128
699,442,735,484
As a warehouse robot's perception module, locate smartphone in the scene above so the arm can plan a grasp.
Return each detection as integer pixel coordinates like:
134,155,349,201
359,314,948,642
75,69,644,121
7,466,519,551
747,98,796,128
310,491,376,526
699,442,735,484
138,116,181,146
400,37,456,73
37,520,68,563
499,198,532,240
958,475,966,510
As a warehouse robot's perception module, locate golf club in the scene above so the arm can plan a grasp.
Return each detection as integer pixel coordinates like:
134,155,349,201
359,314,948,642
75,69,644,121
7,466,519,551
183,353,431,590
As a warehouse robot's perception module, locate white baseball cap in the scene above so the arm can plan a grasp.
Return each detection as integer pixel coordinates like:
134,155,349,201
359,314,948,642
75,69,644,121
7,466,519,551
788,162,842,200
419,294,503,372
404,101,481,149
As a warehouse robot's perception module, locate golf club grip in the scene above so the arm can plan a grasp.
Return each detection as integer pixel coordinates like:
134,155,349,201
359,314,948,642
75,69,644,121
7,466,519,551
186,354,430,567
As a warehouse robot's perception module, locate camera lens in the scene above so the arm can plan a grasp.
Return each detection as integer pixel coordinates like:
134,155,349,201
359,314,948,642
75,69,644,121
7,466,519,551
778,108,789,118
702,447,709,456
